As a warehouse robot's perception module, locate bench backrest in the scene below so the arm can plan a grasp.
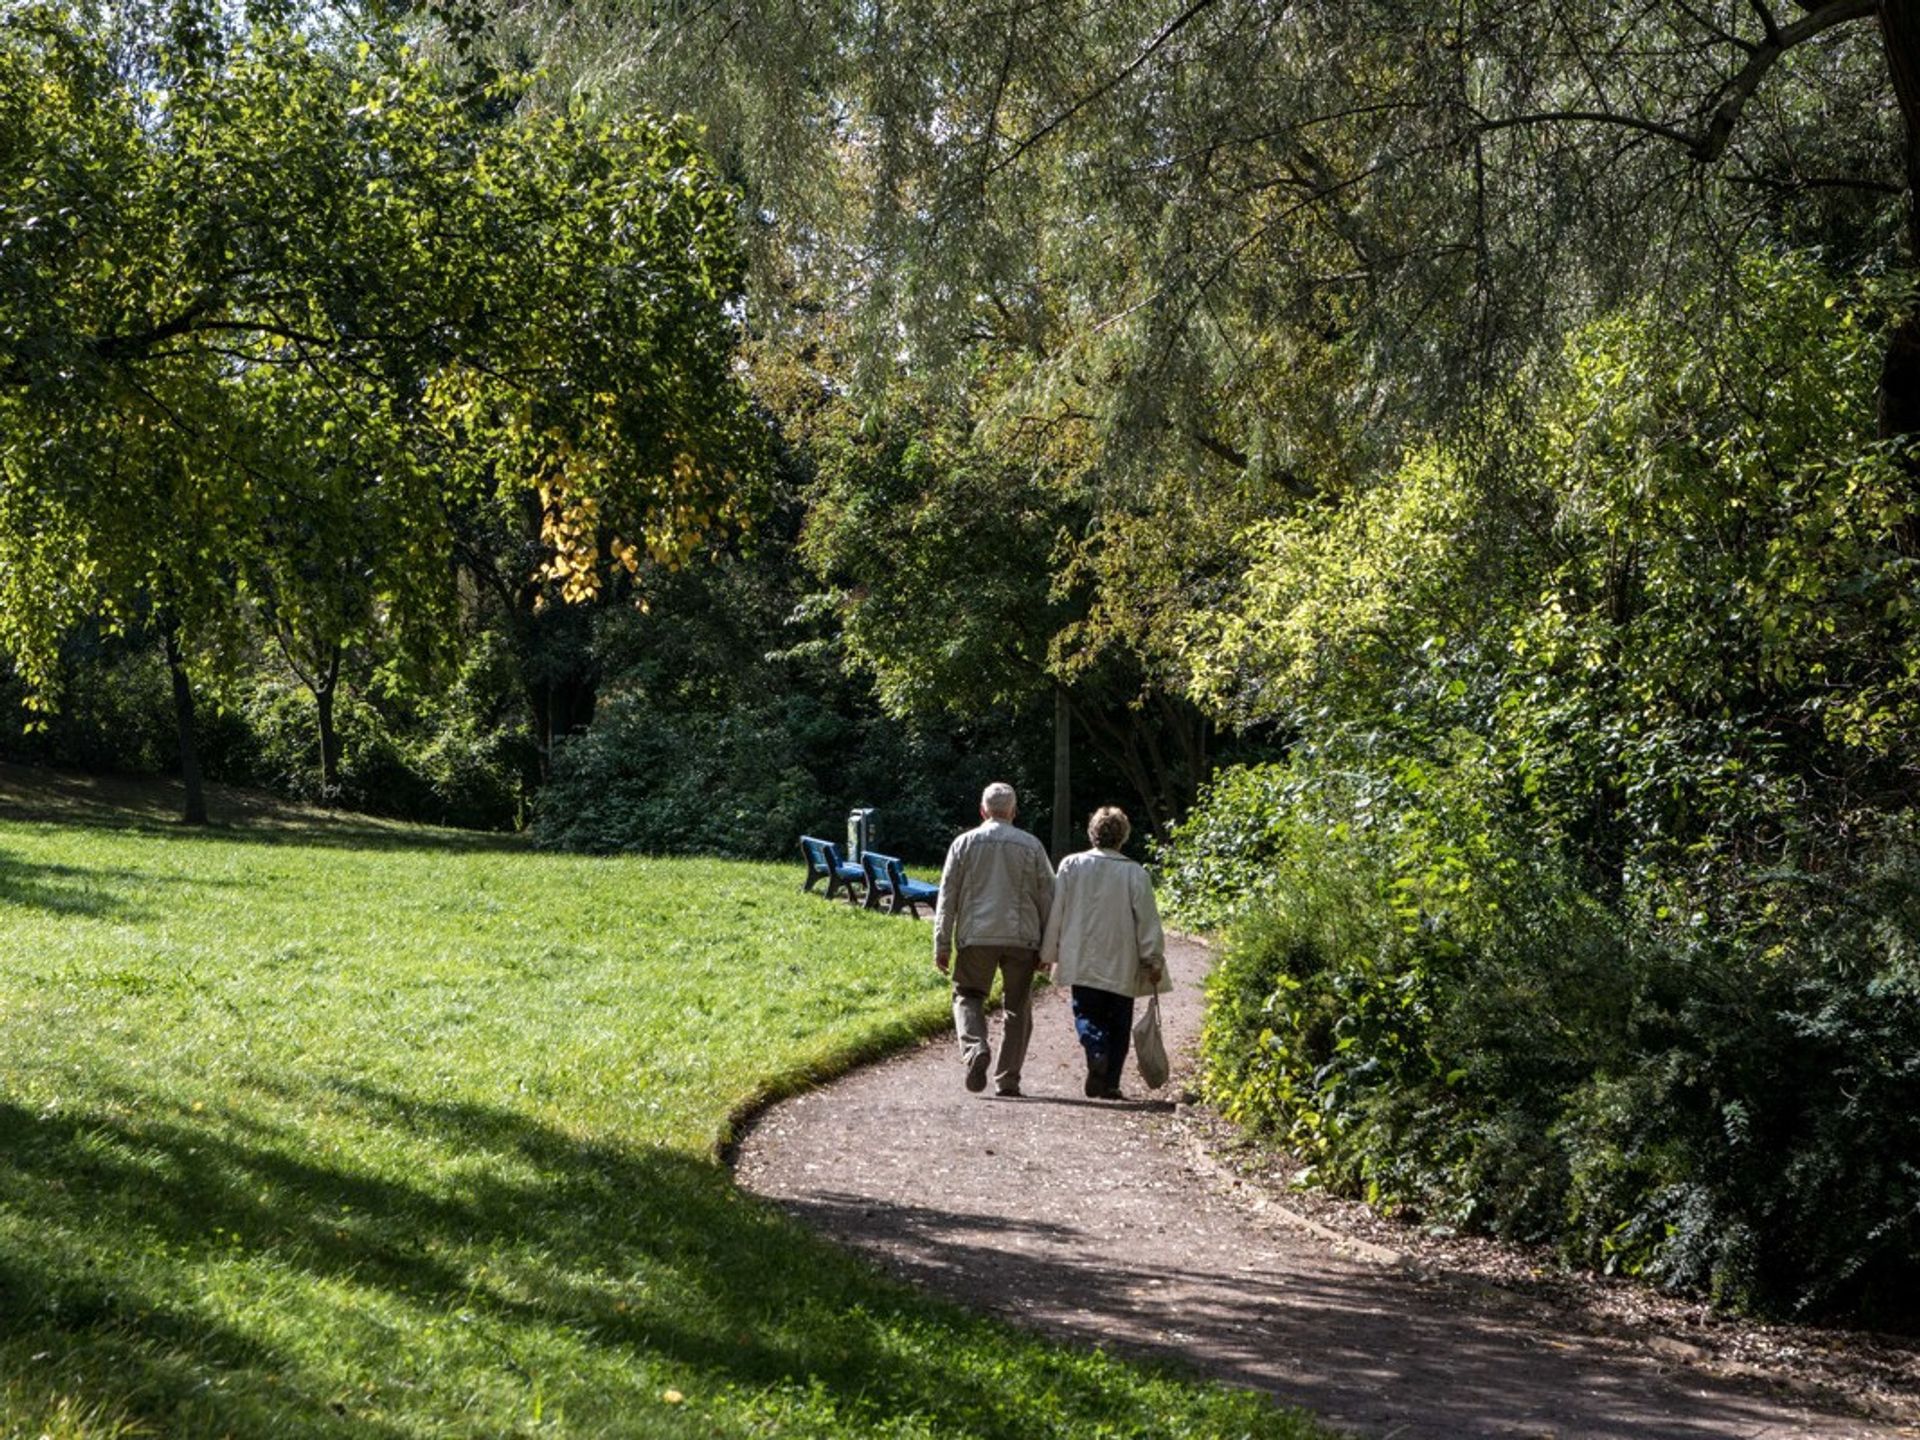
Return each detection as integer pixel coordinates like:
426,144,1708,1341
862,851,899,891
800,836,834,876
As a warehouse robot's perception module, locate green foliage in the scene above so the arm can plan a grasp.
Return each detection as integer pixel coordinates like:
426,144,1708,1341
1152,764,1304,933
531,518,1047,861
1188,253,1920,888
0,778,1328,1439
1182,449,1501,730
801,405,1068,719
242,640,532,829
0,634,181,777
1551,834,1920,1316
1498,254,1917,886
795,378,1230,834
1,627,532,829
1187,758,1920,1321
0,1,757,779
536,689,834,857
501,0,1900,506
1171,254,1920,1323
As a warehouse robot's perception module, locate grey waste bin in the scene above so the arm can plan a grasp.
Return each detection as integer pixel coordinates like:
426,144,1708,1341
847,807,877,862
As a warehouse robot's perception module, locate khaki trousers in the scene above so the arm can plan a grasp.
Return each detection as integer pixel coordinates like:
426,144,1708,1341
951,945,1039,1091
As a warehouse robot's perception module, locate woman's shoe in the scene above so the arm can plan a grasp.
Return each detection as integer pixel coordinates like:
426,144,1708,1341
1084,1053,1108,1098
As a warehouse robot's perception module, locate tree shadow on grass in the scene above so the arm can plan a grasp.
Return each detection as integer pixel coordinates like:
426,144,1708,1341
0,852,153,919
0,1082,1283,1439
0,764,523,854
0,1240,402,1440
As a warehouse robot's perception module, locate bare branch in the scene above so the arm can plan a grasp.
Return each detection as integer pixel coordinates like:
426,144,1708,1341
1473,0,1874,165
1728,170,1904,194
985,0,1222,178
1472,108,1702,149
1696,0,1877,162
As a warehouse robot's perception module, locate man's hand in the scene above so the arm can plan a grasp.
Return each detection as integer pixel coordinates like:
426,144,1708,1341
1143,963,1163,988
935,951,951,975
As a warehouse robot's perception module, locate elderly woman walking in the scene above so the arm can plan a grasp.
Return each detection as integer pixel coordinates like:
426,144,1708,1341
1040,806,1167,1099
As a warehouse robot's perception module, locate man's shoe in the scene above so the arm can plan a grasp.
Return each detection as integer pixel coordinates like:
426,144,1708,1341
965,1049,990,1093
995,1081,1022,1098
1098,1085,1126,1101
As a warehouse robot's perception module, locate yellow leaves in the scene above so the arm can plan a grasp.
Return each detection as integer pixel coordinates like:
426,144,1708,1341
538,480,605,606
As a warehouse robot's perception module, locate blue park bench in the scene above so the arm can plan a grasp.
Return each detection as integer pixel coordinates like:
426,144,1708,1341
860,852,940,918
799,835,866,904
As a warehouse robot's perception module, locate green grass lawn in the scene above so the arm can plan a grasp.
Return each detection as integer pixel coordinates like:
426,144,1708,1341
0,774,1326,1439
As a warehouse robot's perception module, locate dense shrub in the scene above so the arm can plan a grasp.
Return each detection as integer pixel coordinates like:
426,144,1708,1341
1554,838,1920,1318
1166,254,1920,1325
528,549,1054,861
533,676,1041,861
1180,759,1920,1323
534,691,827,857
1,614,530,828
2,629,253,783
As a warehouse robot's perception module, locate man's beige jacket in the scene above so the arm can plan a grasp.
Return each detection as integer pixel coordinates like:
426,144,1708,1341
1040,848,1168,997
933,818,1055,962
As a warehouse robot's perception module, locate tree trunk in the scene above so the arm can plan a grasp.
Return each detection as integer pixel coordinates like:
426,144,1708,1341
163,628,208,827
1051,683,1072,861
1068,693,1169,837
524,660,599,783
314,643,342,802
1879,1,1920,490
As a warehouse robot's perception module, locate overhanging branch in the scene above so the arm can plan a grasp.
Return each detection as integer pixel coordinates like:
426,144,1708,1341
1473,0,1876,163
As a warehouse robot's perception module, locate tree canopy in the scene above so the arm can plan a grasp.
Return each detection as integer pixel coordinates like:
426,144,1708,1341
501,1,1906,461
0,0,759,815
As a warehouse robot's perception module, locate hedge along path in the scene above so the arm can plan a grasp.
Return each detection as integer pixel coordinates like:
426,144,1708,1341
732,934,1902,1440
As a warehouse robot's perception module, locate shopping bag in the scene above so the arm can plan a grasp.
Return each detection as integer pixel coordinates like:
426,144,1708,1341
1132,993,1169,1090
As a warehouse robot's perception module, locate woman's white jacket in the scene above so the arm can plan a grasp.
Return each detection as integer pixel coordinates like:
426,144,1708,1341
1040,848,1168,998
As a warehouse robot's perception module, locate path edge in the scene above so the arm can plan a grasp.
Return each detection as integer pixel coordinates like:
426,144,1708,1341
713,1001,952,1165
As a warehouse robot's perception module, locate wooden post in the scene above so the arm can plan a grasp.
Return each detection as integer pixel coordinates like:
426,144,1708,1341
1051,683,1071,862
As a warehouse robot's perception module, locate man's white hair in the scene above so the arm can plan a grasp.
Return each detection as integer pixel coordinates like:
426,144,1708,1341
980,782,1017,818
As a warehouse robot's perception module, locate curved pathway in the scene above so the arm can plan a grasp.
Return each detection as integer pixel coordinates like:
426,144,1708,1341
733,935,1900,1439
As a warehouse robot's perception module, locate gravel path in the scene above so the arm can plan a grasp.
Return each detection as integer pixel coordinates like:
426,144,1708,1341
732,934,1906,1439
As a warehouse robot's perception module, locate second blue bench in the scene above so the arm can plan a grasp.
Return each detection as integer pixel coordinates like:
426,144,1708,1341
799,835,866,904
860,852,939,918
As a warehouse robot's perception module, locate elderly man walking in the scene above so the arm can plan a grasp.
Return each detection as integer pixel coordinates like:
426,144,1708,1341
933,782,1055,1097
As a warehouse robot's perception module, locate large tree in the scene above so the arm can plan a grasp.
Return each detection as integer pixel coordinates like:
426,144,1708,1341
0,1,758,819
794,370,1238,843
499,1,1903,436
